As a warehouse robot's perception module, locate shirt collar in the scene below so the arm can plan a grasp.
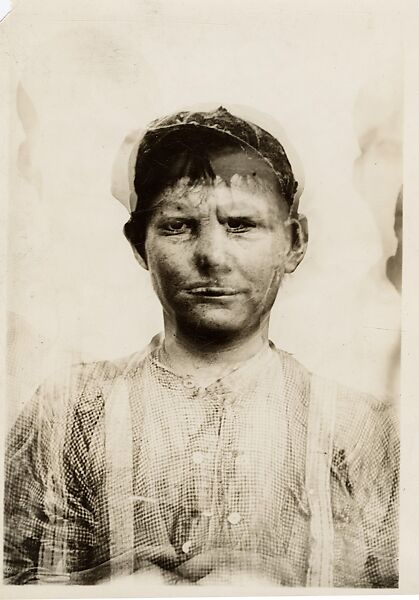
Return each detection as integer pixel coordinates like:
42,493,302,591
148,339,279,401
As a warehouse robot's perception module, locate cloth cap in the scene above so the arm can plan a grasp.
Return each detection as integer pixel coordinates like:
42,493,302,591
111,105,305,214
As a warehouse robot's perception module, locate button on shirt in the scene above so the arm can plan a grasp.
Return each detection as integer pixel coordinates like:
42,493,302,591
4,341,399,587
127,345,293,581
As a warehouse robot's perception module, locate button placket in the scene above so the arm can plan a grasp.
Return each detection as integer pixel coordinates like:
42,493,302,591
203,386,243,540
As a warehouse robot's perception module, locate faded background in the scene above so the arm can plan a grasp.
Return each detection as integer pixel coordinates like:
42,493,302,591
4,0,403,426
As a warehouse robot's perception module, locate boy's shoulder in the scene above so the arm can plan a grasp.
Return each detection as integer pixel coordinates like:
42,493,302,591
33,334,164,413
276,346,398,456
275,345,395,411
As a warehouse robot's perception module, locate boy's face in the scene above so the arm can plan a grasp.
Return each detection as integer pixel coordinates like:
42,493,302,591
141,149,306,340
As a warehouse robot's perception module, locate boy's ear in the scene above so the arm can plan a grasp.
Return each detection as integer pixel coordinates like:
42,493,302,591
284,214,308,274
130,244,149,271
124,221,149,270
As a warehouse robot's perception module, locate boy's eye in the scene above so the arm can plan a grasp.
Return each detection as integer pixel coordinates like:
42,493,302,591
226,217,256,232
161,220,190,234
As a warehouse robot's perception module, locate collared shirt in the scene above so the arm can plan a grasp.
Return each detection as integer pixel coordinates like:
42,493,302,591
4,339,399,587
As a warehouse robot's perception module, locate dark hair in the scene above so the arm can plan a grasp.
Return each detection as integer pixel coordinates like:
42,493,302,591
124,126,292,259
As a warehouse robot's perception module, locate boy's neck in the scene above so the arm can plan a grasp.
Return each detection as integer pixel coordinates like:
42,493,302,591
161,319,270,384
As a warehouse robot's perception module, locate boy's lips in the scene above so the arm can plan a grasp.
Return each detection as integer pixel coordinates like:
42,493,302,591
187,287,239,297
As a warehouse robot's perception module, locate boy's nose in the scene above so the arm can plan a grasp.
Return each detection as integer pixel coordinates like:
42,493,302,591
193,222,230,272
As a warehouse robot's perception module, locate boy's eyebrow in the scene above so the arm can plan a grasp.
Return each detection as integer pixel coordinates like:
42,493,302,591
154,198,265,211
152,202,200,215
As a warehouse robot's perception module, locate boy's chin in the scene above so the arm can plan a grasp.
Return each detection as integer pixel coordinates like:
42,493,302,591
177,318,246,343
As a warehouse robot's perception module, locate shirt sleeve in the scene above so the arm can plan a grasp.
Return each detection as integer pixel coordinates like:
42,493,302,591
4,390,48,584
3,365,104,584
360,405,399,587
333,390,400,588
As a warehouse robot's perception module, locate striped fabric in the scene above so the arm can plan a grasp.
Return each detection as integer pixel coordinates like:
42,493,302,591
4,339,399,587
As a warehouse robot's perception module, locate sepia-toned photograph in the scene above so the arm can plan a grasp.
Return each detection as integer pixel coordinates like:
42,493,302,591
1,0,417,595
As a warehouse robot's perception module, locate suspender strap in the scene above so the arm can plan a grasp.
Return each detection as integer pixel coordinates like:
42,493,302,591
104,377,135,578
103,337,163,579
305,374,337,587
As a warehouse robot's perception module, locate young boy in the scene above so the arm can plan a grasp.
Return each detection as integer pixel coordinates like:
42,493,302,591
4,106,399,587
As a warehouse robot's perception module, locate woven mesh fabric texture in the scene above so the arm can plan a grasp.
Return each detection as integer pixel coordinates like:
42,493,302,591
4,341,399,586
